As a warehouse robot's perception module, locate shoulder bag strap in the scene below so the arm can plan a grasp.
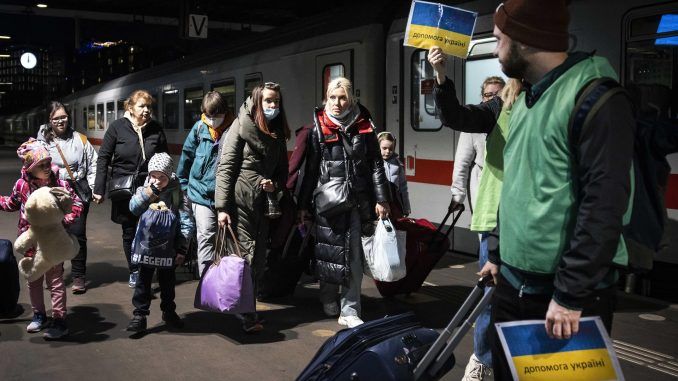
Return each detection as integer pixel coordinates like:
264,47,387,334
55,144,77,183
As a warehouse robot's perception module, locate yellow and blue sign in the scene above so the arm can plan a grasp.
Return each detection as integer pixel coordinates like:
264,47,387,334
404,0,477,58
496,317,624,380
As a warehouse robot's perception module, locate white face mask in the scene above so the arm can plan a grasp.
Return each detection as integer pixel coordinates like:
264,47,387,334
263,107,280,121
204,115,225,127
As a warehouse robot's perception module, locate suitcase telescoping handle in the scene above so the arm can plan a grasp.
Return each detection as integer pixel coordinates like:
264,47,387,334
413,275,495,380
428,204,464,250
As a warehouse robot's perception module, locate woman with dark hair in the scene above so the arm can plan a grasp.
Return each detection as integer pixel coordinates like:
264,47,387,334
37,101,98,294
93,90,168,288
177,91,235,276
298,77,391,328
215,82,289,333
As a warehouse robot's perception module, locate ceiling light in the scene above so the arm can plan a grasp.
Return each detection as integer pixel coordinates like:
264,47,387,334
0,54,10,58
36,3,48,8
0,36,11,40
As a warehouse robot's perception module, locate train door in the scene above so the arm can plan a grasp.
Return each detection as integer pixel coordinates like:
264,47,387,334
622,3,678,266
315,50,353,105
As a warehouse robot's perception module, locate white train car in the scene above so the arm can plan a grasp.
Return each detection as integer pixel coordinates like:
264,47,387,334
2,0,676,264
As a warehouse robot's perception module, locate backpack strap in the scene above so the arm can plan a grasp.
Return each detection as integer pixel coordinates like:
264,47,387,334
569,77,627,154
77,132,88,147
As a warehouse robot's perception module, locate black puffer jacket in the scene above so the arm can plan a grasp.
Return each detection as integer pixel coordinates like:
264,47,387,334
299,105,391,284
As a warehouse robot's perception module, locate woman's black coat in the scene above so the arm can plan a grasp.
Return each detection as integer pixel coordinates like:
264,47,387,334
94,117,168,224
299,105,391,284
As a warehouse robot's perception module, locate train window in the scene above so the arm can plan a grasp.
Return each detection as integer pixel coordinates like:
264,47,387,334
116,100,125,120
163,89,179,130
624,11,678,119
82,108,87,131
322,64,345,101
184,86,204,129
244,73,262,101
96,103,104,130
467,38,497,58
411,50,440,131
106,102,115,128
87,105,95,130
212,79,236,114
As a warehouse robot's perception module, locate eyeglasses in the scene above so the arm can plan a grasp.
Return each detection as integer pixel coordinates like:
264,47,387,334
51,115,68,123
482,91,498,99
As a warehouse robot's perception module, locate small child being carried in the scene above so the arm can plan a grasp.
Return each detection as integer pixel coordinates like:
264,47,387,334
126,153,194,333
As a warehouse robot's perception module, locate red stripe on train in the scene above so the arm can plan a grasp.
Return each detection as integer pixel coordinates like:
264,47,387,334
405,158,454,186
88,139,678,210
402,157,678,210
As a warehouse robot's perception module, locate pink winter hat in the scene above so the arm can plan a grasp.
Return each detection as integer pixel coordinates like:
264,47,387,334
17,138,51,171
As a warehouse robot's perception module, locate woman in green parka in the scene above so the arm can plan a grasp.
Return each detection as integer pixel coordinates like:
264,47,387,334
214,82,290,333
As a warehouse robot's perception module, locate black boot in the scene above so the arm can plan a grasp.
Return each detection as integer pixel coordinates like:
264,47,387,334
126,315,147,332
162,311,184,329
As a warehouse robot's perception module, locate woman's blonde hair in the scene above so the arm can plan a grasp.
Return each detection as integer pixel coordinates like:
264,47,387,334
124,89,154,111
500,79,523,109
325,77,355,105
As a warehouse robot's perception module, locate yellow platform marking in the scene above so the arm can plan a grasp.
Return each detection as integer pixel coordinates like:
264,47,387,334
312,329,336,338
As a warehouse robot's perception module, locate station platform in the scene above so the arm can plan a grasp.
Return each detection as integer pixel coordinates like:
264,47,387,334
0,147,676,381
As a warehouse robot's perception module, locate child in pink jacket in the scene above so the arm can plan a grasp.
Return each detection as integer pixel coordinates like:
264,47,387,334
0,138,82,340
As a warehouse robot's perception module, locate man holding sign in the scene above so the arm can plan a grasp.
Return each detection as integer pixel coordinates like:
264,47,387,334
485,0,634,379
428,0,635,380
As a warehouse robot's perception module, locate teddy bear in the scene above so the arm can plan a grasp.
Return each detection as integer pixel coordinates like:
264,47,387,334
13,187,80,282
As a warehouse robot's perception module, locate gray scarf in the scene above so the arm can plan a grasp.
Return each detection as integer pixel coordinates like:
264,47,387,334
325,103,360,129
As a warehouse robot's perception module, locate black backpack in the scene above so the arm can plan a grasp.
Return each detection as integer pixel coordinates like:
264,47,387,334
569,77,677,272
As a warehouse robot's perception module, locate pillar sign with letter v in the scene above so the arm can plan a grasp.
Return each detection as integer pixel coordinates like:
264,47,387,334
188,14,208,38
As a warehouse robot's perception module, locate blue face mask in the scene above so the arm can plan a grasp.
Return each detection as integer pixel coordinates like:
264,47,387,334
263,107,280,121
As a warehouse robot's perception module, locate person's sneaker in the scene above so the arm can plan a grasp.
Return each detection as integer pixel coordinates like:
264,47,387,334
338,315,364,328
26,313,47,333
322,302,340,317
72,277,86,294
126,315,147,332
162,311,184,329
128,271,139,288
43,318,68,340
462,353,490,381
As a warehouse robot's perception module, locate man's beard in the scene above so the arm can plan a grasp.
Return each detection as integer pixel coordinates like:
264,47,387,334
500,41,528,79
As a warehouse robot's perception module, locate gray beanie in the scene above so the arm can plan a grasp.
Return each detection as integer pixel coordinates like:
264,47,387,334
148,152,174,178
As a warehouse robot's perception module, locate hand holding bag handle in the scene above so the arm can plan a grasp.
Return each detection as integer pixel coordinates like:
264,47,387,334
213,224,244,266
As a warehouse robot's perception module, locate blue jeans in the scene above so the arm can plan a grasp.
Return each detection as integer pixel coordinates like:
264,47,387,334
474,232,492,367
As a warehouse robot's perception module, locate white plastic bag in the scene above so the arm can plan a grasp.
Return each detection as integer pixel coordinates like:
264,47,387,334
363,219,406,282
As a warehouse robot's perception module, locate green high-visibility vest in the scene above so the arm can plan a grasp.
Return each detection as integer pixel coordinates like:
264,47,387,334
499,56,629,274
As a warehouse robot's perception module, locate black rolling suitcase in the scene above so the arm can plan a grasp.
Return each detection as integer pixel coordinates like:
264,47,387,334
0,239,22,318
258,224,315,300
296,276,495,381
